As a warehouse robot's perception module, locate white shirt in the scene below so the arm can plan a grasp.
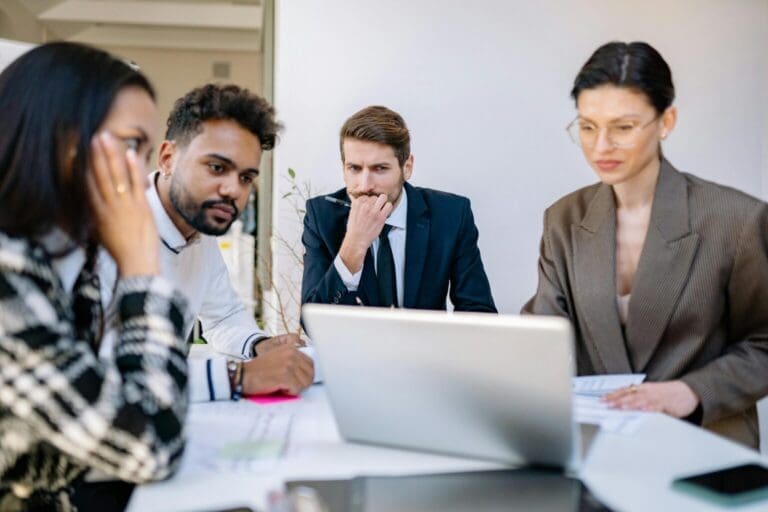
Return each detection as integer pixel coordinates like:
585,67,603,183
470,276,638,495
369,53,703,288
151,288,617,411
334,187,407,306
617,294,631,326
99,173,268,401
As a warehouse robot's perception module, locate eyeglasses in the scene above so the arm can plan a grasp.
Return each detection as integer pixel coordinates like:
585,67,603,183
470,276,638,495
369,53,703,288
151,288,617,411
566,115,660,149
106,130,153,164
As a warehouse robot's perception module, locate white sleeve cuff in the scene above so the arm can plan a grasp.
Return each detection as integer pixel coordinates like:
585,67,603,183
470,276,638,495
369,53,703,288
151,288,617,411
243,333,270,358
187,357,232,402
334,254,362,291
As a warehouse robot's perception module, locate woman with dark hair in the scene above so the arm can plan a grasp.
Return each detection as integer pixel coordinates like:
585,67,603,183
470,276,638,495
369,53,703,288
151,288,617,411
523,41,768,448
0,42,189,510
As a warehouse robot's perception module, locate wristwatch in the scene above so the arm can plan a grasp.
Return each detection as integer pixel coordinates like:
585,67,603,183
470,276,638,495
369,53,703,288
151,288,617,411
226,359,244,401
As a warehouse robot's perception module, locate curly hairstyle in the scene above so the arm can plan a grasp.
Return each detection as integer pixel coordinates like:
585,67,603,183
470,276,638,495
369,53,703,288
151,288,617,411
165,83,282,149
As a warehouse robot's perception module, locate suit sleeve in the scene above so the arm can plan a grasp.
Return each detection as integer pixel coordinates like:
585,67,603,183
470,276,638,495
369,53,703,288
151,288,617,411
680,202,768,425
521,209,571,317
301,199,360,306
449,198,497,313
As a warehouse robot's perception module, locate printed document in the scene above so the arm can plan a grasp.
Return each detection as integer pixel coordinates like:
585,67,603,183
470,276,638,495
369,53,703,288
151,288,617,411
573,374,648,435
176,400,293,476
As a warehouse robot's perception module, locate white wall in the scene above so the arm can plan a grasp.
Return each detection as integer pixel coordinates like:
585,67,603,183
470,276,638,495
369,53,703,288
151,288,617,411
0,37,32,69
271,0,768,325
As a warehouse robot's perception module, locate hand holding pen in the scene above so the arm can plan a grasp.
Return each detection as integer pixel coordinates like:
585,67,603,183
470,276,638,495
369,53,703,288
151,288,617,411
331,193,393,275
324,196,351,208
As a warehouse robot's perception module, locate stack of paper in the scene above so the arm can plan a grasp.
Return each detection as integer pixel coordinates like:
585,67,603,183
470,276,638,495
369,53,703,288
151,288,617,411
572,374,649,435
572,374,645,396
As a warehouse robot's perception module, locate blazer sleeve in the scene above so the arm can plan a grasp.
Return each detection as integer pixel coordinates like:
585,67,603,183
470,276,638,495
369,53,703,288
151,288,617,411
448,198,497,313
680,202,768,425
301,198,359,306
521,208,571,317
0,273,189,484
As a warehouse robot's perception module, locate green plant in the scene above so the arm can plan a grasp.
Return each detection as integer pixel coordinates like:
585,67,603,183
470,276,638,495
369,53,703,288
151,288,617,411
257,168,322,334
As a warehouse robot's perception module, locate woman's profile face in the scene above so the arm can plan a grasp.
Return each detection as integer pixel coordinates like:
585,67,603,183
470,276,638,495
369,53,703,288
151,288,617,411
97,86,158,176
574,84,674,187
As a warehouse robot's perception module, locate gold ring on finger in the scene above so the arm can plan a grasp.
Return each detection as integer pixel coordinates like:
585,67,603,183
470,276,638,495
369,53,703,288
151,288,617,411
115,183,127,195
629,384,638,393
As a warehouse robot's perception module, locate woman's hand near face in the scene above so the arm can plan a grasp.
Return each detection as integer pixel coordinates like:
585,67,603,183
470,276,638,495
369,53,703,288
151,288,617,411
87,132,160,278
602,380,700,418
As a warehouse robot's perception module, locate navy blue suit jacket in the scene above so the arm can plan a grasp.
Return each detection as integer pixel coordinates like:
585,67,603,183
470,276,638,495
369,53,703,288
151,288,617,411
301,182,496,312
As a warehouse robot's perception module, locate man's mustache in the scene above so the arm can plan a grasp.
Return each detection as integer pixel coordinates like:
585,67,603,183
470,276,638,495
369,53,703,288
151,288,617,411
350,192,385,198
202,199,239,218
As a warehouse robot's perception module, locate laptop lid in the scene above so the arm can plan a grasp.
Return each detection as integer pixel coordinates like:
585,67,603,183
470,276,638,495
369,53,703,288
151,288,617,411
302,305,576,469
285,469,614,511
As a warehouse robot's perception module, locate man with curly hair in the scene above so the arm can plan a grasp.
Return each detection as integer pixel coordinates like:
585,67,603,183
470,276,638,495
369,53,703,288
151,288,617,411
101,84,314,402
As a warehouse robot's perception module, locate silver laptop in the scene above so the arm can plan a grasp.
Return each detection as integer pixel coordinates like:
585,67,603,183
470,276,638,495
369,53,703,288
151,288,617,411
302,305,578,470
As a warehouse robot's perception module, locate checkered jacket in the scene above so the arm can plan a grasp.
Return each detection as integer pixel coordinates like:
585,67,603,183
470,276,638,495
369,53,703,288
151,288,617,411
0,232,190,510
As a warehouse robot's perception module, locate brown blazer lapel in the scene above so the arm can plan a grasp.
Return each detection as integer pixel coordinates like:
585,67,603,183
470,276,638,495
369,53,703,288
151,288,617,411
573,184,633,374
625,160,700,371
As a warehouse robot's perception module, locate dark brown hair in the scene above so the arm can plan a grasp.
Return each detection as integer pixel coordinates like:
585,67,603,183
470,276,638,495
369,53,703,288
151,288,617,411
571,41,675,114
340,106,411,167
165,84,282,150
0,41,154,244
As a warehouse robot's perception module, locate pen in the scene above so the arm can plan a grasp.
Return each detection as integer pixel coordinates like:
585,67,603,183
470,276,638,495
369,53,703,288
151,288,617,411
324,196,351,208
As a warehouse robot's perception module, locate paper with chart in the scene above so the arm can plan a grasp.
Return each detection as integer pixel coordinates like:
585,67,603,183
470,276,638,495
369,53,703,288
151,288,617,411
573,374,649,435
176,400,293,476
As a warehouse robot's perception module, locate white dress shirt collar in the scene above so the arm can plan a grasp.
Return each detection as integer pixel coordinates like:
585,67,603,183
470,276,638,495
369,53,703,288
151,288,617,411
386,186,408,230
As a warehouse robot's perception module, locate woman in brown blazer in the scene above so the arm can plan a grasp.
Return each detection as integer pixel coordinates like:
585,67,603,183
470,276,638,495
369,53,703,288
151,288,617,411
523,41,768,449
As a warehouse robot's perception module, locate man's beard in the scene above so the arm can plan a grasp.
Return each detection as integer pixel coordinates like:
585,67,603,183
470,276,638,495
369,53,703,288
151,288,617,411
349,172,405,205
169,175,239,236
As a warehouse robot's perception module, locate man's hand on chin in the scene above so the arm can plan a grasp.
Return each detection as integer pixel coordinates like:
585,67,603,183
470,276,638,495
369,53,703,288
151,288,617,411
338,193,393,273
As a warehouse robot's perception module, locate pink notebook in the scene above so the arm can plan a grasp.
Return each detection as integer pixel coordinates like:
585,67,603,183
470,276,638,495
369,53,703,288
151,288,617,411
246,392,300,405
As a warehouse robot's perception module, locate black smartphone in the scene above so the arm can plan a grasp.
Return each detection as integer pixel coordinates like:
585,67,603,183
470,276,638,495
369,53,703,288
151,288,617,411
672,463,768,506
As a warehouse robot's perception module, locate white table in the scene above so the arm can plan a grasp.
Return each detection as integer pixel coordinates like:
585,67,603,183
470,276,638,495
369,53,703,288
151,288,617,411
128,385,768,512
